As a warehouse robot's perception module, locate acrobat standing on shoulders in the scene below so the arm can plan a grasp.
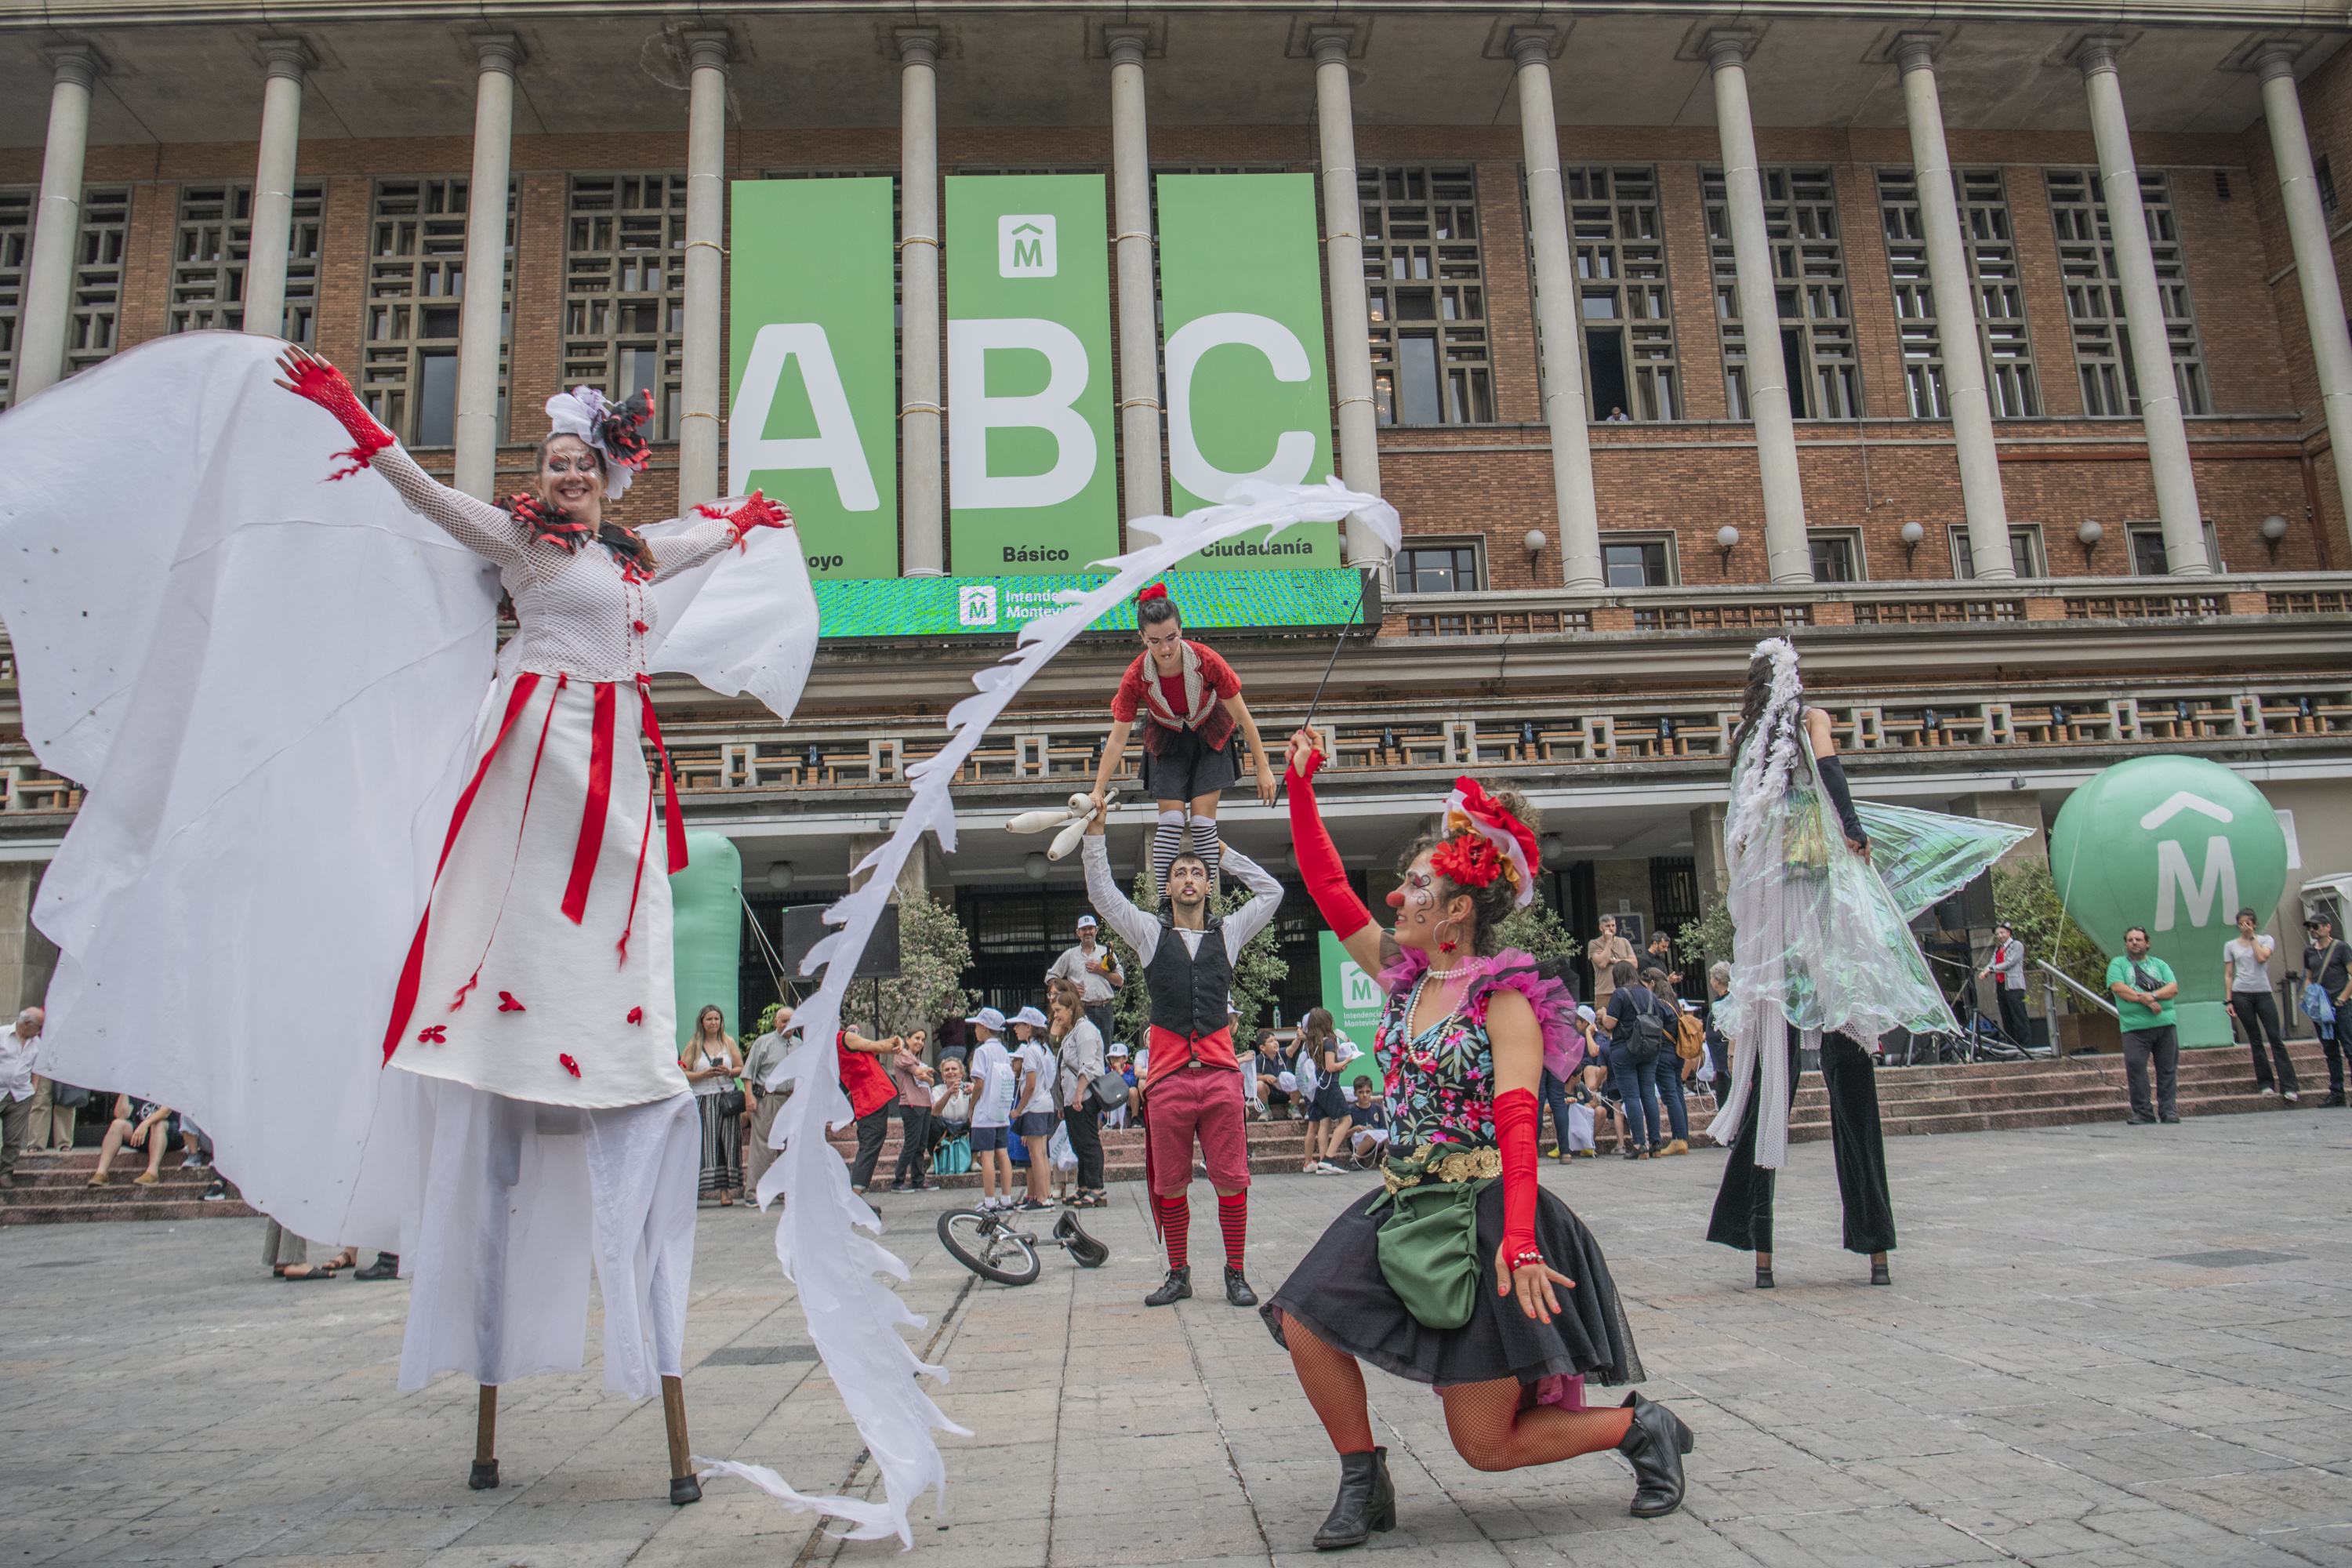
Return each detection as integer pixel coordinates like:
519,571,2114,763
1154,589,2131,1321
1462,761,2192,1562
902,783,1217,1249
1087,583,1278,895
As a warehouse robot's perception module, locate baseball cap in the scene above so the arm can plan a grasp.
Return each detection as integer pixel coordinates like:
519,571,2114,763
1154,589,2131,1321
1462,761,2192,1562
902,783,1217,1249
1576,1004,1595,1022
1076,914,1098,929
1107,1042,1131,1057
964,1006,1007,1033
1012,1005,1049,1029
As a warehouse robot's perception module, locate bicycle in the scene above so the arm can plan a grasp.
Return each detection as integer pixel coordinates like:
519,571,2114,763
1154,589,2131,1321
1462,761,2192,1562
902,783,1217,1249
937,1205,1109,1286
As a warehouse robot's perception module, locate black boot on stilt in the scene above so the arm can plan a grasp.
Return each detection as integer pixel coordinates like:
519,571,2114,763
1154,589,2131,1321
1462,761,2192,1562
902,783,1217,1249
1312,1447,1396,1550
1617,1391,1694,1518
1144,1266,1192,1306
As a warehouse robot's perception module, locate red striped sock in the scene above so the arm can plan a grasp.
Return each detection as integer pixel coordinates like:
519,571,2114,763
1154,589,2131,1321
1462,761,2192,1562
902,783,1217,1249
1159,1193,1190,1269
1218,1191,1247,1267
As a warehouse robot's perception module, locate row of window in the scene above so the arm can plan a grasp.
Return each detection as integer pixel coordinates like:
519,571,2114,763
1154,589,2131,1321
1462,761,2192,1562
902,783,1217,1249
1397,517,2218,594
0,162,2216,434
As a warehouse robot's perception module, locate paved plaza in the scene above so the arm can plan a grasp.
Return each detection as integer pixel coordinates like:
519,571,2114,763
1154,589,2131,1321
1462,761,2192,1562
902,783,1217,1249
3,1109,2348,1568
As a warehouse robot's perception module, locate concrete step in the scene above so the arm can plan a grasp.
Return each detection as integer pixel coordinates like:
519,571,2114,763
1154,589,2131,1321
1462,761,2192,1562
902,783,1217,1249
1,1150,253,1225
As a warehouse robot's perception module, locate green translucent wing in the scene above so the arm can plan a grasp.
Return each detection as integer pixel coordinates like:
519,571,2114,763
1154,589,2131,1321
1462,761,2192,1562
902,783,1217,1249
1858,801,2034,920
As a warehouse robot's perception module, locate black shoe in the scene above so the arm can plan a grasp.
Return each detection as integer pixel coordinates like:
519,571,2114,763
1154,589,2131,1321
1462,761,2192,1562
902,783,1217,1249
1870,1261,1892,1287
1754,1266,1774,1290
2161,1113,2180,1123
2127,1114,2157,1124
2323,1093,2347,1107
1145,1266,1192,1307
353,1251,400,1280
1312,1446,1396,1549
1617,1392,1693,1518
200,1178,227,1202
1224,1265,1258,1307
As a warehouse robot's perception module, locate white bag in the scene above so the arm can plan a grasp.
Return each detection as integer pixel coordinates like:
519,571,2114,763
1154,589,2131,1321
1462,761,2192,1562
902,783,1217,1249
1568,1102,1596,1152
1047,1123,1078,1171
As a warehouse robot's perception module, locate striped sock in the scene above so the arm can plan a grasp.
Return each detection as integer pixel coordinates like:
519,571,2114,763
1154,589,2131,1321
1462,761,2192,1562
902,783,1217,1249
1158,1192,1191,1270
1152,811,1187,899
1218,1191,1247,1266
1187,818,1223,886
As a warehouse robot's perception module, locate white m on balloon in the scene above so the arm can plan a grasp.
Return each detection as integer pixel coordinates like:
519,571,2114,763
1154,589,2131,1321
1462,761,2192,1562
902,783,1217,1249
1166,311,1319,502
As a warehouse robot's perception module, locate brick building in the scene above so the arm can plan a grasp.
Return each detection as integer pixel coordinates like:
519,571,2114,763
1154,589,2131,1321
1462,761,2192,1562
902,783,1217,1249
2,2,2350,1034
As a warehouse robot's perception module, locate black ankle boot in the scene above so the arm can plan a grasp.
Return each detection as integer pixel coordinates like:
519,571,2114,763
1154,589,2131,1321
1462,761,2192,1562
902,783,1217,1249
1145,1265,1192,1307
1617,1391,1693,1518
1224,1265,1258,1307
1312,1446,1396,1549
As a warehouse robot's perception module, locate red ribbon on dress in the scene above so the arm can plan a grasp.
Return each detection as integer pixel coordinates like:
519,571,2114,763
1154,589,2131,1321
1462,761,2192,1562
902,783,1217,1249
635,675,690,877
561,681,618,924
381,673,543,1064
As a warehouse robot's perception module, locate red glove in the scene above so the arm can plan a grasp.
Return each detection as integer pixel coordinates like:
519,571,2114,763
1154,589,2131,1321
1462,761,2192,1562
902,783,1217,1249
283,354,393,479
1287,748,1370,942
699,490,793,550
1494,1087,1542,1276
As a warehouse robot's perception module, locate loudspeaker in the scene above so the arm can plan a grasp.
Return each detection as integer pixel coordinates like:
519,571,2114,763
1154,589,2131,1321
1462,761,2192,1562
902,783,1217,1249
777,905,901,980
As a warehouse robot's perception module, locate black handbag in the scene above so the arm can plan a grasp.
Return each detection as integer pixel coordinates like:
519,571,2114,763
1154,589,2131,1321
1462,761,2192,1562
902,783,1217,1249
717,1086,746,1116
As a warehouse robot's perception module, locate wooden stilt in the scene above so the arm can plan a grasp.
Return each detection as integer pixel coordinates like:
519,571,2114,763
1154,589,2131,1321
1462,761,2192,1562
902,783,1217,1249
662,1374,701,1505
469,1385,499,1490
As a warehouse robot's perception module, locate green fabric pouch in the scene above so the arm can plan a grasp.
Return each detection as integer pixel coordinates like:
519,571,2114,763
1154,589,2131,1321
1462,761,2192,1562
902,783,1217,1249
1370,1173,1498,1331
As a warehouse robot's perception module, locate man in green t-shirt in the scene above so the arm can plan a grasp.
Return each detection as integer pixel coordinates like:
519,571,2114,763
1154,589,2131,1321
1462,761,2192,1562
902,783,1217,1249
2107,926,2181,1123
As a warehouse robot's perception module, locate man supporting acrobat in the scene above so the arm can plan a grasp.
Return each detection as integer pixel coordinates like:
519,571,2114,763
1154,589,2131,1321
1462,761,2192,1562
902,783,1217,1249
1083,810,1283,1307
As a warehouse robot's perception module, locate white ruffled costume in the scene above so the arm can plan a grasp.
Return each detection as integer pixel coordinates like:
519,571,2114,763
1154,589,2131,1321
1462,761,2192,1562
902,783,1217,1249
0,334,818,1397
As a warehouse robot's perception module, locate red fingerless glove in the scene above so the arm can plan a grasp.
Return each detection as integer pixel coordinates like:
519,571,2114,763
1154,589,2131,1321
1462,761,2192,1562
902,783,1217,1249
285,357,394,479
1494,1087,1542,1276
1287,749,1370,942
698,489,793,551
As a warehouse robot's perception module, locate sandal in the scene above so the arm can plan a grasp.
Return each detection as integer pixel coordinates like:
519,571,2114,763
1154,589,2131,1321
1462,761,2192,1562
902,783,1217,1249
275,1264,340,1280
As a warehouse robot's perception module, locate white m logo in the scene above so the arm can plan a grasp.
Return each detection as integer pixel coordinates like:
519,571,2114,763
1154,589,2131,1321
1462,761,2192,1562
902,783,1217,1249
2154,836,2238,933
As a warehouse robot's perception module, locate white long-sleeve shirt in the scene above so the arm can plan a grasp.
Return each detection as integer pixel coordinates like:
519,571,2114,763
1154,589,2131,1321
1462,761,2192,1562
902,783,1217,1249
1080,836,1283,975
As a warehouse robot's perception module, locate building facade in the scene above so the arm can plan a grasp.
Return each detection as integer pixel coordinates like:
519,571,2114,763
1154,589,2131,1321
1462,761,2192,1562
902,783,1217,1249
4,2,2351,1030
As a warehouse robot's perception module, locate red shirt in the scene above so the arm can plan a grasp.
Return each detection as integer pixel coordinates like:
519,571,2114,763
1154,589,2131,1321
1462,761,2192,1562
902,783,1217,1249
837,1030,897,1120
1110,642,1241,725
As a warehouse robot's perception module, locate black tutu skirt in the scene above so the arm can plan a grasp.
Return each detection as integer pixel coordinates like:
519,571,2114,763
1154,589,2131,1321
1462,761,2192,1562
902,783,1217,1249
1141,724,1240,801
1263,1182,1643,1392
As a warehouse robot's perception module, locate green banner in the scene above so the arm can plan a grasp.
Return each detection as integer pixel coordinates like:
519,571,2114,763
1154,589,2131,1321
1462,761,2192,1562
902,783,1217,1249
812,568,1369,639
1319,932,1385,1087
1157,174,1338,571
946,175,1118,576
728,178,898,581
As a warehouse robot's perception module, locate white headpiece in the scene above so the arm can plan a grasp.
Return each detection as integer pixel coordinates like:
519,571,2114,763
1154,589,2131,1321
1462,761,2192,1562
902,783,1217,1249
1726,637,1804,857
543,385,653,502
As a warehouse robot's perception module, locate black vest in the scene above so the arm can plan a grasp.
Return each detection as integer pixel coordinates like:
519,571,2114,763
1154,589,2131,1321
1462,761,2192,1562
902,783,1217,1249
1146,912,1232,1041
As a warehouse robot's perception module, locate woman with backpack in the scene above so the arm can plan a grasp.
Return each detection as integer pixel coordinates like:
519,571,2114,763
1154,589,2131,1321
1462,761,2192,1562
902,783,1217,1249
1596,964,1672,1160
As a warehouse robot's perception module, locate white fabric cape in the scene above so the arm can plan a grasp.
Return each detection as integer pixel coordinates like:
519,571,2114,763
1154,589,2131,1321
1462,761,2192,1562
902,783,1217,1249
0,332,818,1250
699,478,1400,1548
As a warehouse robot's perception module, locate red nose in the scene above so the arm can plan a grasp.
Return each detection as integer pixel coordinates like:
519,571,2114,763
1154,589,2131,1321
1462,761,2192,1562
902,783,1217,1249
1385,887,1406,909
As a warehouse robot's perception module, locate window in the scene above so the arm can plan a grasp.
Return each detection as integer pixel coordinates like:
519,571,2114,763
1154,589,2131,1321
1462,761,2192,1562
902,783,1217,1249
1362,165,1493,426
2125,521,2223,576
2318,155,2338,219
1553,165,1679,421
1808,529,1863,583
1601,535,1673,586
363,178,512,447
2046,169,2209,418
1396,543,1481,593
0,187,29,408
1948,524,2046,579
67,186,130,377
564,174,687,441
1704,166,1859,419
1876,168,2041,421
169,181,325,340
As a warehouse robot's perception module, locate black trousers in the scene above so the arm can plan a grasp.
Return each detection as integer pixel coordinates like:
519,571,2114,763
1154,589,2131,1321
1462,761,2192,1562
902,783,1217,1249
891,1104,933,1188
1087,1003,1116,1046
2319,1018,2346,1098
2231,993,2298,1093
1995,988,2031,1047
849,1103,895,1190
2122,1025,2180,1120
1062,1102,1105,1189
1708,1028,1896,1257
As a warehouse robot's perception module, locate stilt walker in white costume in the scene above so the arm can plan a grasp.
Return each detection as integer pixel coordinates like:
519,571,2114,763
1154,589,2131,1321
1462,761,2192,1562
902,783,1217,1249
0,334,814,1504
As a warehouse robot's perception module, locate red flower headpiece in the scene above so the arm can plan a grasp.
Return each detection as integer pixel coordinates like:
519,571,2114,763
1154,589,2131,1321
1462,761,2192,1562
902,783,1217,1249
1138,583,1169,604
1434,775,1541,908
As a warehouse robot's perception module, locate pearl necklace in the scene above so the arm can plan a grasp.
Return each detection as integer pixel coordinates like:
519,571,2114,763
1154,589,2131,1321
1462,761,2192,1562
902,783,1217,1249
1403,961,1473,1036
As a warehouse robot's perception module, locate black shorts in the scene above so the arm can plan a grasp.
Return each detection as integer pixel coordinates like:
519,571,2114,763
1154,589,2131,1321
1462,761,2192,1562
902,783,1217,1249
1141,724,1240,802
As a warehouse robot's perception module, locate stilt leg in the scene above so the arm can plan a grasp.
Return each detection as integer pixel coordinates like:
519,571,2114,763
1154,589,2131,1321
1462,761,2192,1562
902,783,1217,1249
662,1374,700,1505
469,1385,499,1490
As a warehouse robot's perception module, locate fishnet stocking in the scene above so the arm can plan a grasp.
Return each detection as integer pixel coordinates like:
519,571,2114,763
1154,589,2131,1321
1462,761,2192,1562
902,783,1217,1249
1283,1316,1374,1454
1436,1379,1635,1472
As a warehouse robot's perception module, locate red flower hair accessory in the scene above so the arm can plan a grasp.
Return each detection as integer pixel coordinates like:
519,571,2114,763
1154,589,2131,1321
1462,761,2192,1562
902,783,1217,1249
1137,583,1169,604
1439,775,1541,908
1431,833,1506,891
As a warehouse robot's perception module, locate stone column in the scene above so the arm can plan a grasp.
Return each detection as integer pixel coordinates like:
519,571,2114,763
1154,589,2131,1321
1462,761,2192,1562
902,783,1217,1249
2258,45,2352,546
16,46,102,402
898,32,945,576
1708,35,1809,584
243,39,310,341
1312,30,1387,566
2078,42,2209,575
1107,28,1164,526
1689,802,1730,905
679,32,730,510
452,34,518,503
1896,37,2013,578
1512,32,1601,590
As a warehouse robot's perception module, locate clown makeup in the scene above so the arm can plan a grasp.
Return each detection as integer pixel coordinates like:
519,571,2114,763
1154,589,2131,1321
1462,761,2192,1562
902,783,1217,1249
1386,855,1466,957
538,435,604,523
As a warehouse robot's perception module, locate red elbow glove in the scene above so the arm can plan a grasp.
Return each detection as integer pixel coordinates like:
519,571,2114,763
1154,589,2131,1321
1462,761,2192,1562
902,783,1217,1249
285,356,394,480
699,489,793,550
1287,748,1370,942
1494,1087,1542,1276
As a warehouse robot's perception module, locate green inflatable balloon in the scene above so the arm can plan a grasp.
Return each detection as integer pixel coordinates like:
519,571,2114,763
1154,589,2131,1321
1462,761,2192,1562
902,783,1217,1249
2050,756,2287,1047
670,829,743,1048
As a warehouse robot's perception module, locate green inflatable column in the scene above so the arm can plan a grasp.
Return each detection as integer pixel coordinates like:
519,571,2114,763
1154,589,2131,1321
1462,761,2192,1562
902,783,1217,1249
671,829,743,1048
2049,757,2287,1048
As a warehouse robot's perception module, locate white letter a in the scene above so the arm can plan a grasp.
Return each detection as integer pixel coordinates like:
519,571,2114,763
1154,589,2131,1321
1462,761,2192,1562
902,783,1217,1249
728,323,881,510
